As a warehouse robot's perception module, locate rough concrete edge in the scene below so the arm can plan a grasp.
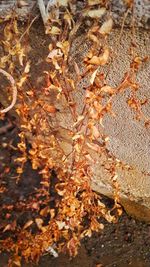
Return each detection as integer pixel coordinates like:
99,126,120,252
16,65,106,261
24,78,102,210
91,180,150,223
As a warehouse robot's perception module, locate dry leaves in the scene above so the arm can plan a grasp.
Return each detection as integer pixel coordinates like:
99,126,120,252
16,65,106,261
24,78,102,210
84,7,106,18
88,48,109,65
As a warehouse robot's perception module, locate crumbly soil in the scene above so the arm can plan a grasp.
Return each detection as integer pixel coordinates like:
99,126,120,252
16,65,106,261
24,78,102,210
0,19,150,267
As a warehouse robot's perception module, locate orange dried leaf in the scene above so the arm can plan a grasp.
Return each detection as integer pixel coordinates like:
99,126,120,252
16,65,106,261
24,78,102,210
88,48,109,65
100,85,115,94
40,207,50,217
35,218,43,230
23,220,33,230
13,256,21,267
92,125,100,139
43,104,57,113
16,167,23,174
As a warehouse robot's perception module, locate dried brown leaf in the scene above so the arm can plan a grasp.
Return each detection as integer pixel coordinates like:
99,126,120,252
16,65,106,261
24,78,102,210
99,18,113,35
84,8,106,18
23,220,33,230
88,48,109,65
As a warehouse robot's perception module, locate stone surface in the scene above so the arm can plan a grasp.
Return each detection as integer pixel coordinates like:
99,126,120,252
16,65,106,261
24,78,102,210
53,28,150,221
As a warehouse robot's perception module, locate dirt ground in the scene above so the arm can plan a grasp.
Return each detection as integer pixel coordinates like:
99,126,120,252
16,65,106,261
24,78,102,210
0,116,150,267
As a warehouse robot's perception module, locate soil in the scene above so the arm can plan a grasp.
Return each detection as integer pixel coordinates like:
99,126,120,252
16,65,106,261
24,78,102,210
0,19,150,267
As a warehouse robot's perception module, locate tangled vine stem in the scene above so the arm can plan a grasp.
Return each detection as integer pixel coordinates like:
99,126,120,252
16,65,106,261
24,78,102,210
0,68,17,113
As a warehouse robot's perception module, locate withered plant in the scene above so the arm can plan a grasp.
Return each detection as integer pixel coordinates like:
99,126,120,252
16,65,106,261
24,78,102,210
0,0,149,265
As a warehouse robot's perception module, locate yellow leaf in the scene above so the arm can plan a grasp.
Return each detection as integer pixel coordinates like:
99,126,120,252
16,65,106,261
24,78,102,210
84,8,106,18
17,76,27,87
49,26,61,35
16,167,23,174
88,48,109,65
23,220,33,229
35,218,43,230
100,85,115,94
88,0,102,5
24,61,30,73
90,69,98,84
92,125,100,139
58,0,69,6
99,18,113,35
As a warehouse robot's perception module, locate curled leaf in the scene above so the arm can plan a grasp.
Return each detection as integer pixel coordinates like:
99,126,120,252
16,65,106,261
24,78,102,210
99,18,113,35
23,220,33,230
100,85,115,94
84,8,106,18
88,48,109,65
35,218,43,230
43,104,57,113
48,26,61,35
90,69,98,85
92,125,100,139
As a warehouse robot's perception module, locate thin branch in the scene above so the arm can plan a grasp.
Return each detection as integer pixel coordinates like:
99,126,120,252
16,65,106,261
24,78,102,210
37,0,49,24
19,15,39,43
0,69,17,113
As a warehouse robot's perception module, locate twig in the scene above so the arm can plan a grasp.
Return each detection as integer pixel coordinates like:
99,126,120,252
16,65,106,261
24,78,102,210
19,15,39,43
37,0,49,24
0,69,17,113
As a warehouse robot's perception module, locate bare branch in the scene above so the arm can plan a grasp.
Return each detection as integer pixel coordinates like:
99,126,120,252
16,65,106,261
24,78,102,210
0,69,17,113
37,0,49,24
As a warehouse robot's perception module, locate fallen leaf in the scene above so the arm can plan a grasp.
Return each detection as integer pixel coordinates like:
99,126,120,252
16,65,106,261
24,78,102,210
43,104,57,113
92,125,100,138
90,69,98,84
84,8,106,18
35,218,43,230
99,18,113,35
100,85,115,94
58,0,69,6
88,0,102,5
23,220,33,230
88,48,109,65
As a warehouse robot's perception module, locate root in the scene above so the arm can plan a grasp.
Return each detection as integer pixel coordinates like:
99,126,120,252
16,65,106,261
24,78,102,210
0,69,17,113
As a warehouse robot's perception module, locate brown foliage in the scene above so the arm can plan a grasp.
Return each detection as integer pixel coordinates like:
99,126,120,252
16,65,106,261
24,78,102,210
0,1,149,266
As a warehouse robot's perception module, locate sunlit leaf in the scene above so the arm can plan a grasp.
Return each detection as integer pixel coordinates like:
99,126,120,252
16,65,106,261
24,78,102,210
23,220,33,230
84,8,106,18
88,0,102,5
99,18,113,35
